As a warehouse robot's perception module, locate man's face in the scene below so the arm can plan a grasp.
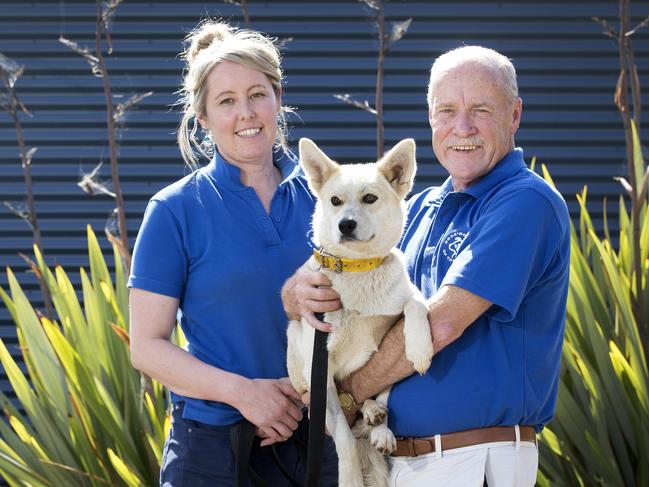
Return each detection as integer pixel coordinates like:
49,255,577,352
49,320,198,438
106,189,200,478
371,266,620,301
429,64,522,191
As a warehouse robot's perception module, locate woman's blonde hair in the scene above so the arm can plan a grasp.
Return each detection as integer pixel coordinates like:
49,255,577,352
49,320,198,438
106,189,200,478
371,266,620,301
177,20,287,168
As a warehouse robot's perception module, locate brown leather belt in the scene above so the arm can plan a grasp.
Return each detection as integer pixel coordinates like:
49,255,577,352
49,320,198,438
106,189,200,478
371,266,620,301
391,426,536,457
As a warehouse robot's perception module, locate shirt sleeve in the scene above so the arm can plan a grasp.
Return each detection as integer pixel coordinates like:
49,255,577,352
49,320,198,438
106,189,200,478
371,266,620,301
441,188,565,322
127,199,188,299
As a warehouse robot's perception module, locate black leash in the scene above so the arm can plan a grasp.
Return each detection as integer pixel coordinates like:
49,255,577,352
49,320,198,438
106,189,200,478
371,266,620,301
232,311,330,487
232,419,261,487
232,419,302,487
305,314,330,487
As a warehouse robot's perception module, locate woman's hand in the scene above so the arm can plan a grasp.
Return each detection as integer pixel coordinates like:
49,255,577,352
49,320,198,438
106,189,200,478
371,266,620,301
236,378,304,447
281,263,341,332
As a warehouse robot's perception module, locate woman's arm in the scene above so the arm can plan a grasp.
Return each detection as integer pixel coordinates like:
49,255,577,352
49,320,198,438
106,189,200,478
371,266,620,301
129,287,303,444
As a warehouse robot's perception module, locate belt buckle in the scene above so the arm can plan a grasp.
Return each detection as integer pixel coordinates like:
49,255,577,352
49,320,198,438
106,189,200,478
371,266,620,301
318,248,343,273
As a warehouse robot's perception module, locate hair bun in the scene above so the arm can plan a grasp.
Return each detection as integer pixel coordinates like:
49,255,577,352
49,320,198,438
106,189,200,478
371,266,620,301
185,21,234,63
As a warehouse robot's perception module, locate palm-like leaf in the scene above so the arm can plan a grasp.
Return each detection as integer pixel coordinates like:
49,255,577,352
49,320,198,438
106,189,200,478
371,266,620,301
538,126,649,486
0,225,167,486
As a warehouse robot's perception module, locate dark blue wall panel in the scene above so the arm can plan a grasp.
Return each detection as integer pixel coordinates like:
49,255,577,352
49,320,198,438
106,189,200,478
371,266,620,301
1,0,648,398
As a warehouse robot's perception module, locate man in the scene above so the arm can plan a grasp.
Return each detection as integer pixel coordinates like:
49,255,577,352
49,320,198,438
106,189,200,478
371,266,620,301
282,46,570,486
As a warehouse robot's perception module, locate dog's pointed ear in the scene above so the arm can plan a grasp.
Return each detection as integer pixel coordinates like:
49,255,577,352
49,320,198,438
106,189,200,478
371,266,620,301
377,138,417,199
299,138,340,194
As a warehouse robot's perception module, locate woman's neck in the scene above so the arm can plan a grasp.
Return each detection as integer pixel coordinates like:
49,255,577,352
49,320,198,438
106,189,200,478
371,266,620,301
237,159,282,213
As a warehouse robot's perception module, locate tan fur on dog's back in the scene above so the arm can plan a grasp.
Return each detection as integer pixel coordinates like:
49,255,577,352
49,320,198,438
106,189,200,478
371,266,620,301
287,138,433,487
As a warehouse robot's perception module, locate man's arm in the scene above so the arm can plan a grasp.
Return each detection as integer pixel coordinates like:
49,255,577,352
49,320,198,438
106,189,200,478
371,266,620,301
339,284,492,405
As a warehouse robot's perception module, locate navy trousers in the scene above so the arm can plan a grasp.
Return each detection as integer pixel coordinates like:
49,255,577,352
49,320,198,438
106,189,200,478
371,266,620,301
160,402,339,486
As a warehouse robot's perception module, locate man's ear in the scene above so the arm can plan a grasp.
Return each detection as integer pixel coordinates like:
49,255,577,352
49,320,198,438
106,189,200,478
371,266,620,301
299,138,340,194
511,97,523,135
377,138,417,200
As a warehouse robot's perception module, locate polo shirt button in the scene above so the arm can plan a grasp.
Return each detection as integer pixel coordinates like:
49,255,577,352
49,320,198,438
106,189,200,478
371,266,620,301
274,217,280,222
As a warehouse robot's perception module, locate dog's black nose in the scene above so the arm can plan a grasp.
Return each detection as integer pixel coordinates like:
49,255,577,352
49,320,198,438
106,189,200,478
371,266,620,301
338,219,357,236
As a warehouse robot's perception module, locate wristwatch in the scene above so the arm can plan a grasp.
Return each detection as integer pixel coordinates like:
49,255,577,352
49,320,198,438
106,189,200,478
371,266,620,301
338,390,361,414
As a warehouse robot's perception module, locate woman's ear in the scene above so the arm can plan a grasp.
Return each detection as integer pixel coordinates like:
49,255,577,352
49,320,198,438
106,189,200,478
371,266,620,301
275,86,283,111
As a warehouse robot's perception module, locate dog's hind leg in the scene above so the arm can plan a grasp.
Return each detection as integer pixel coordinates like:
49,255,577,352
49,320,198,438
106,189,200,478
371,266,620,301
366,388,396,455
326,373,364,487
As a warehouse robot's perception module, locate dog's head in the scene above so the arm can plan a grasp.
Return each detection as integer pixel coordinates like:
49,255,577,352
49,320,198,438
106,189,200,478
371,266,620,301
299,138,417,259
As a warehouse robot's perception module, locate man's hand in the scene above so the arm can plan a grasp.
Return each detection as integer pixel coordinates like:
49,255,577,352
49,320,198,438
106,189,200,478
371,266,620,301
281,263,341,332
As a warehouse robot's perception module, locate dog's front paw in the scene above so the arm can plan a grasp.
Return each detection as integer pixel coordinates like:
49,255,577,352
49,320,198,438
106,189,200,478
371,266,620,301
360,399,387,426
370,424,396,454
405,333,434,375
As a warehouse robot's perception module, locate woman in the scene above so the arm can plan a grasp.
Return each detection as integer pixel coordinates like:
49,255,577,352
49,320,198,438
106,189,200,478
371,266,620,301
128,20,339,486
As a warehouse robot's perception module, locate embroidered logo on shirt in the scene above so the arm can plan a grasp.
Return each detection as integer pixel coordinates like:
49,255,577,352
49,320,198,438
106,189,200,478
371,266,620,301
442,231,467,262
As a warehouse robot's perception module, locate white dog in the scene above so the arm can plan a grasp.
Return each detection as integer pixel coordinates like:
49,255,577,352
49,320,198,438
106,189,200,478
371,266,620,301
287,138,434,487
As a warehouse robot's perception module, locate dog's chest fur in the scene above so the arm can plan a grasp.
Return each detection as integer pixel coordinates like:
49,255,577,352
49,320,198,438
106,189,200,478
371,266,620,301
310,250,412,379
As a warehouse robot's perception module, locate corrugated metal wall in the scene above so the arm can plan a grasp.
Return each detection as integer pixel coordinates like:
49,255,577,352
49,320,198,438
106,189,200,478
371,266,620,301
0,0,648,399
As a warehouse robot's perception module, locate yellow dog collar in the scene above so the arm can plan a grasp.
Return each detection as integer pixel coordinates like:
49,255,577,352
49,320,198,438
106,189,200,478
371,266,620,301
313,248,385,273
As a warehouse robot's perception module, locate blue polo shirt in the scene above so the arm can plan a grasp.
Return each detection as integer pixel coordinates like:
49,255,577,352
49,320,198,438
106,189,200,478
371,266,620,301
128,149,315,425
390,148,570,436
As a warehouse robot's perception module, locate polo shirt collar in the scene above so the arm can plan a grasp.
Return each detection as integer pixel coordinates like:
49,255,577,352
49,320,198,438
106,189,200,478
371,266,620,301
461,148,526,198
205,147,302,190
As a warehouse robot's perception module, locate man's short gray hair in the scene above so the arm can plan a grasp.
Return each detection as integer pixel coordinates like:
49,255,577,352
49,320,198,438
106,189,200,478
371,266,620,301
427,46,518,107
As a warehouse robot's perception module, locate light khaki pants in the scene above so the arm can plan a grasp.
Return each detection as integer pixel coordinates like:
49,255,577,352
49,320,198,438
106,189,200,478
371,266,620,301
388,438,538,487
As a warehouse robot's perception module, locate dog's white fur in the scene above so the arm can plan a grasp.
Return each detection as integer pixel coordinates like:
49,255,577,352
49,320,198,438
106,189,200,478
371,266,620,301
287,138,434,487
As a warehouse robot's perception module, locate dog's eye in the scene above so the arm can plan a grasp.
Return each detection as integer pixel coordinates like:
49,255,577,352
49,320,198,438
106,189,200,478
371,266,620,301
362,194,378,204
331,196,343,206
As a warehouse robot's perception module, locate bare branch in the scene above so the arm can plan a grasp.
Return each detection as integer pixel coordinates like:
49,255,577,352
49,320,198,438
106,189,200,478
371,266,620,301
24,147,37,168
105,208,120,238
614,175,633,194
59,36,102,77
360,0,381,10
389,18,412,45
592,16,618,40
105,227,131,269
77,161,116,198
0,52,24,89
333,93,377,115
15,96,31,116
614,69,625,112
113,91,153,124
99,0,123,54
94,0,130,265
18,253,43,279
102,0,123,27
276,37,294,49
224,0,250,27
4,201,30,226
1,54,53,318
0,57,32,117
626,15,649,37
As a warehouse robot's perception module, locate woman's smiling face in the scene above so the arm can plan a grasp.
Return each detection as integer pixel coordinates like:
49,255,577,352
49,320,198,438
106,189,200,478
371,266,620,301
198,61,281,167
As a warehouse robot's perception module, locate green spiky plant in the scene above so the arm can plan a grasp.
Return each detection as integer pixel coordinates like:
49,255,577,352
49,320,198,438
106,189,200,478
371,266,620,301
0,226,168,486
537,124,649,486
